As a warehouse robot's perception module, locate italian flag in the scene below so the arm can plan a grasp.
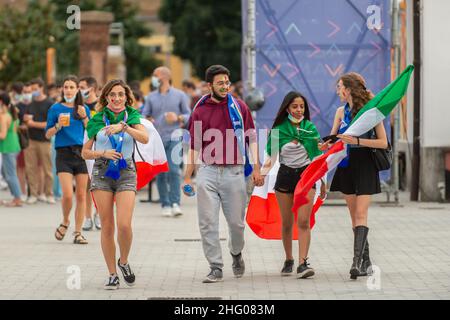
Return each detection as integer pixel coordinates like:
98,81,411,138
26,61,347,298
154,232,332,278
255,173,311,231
246,65,414,239
85,118,169,191
292,65,415,213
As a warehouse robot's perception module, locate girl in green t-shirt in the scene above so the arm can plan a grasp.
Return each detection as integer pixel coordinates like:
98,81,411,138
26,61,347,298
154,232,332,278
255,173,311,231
0,92,22,207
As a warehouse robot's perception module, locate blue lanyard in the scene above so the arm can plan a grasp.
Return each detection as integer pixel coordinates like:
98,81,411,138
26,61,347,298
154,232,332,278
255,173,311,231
103,111,128,153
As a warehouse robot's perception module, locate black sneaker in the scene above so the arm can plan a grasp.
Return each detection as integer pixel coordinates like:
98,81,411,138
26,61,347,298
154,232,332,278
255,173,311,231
202,268,223,283
104,274,120,290
281,259,294,276
296,258,315,279
231,252,245,278
117,259,136,286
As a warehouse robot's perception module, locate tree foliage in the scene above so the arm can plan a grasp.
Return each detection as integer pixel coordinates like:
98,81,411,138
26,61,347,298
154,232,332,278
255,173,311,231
0,1,56,86
159,0,242,81
0,0,158,86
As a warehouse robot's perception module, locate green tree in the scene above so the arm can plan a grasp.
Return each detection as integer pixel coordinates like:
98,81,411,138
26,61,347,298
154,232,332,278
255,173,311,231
50,0,159,82
103,0,160,82
159,0,242,81
0,1,56,86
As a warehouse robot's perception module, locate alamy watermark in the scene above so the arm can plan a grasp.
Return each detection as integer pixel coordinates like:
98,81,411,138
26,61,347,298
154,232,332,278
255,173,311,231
367,5,382,30
366,265,381,290
66,265,81,290
66,5,80,30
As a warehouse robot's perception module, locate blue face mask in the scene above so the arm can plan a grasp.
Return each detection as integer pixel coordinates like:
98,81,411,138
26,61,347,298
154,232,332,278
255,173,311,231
151,76,161,89
64,95,76,103
31,90,40,98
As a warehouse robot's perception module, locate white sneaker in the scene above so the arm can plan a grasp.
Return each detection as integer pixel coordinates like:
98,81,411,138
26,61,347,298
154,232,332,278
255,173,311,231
26,196,38,205
20,195,28,202
37,194,47,202
172,204,182,217
47,196,56,204
162,207,173,217
0,179,7,190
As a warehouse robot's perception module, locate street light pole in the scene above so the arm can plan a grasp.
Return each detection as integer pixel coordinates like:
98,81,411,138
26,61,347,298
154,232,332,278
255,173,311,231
392,0,401,203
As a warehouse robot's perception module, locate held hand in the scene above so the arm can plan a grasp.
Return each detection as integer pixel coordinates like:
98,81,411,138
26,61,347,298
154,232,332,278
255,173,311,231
252,169,265,187
182,178,195,196
23,114,33,123
104,124,124,136
77,106,87,119
165,112,178,125
57,115,65,126
320,182,327,200
337,134,357,145
102,149,122,160
318,140,332,151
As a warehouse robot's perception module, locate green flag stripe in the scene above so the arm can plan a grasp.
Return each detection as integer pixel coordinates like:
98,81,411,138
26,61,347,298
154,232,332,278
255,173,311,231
351,65,414,124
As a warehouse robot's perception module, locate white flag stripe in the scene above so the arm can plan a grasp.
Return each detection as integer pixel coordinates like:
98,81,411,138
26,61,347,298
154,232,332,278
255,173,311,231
344,108,385,137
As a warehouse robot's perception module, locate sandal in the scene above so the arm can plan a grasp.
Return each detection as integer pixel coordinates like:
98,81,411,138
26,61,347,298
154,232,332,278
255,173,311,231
1,200,23,207
55,224,69,241
73,232,88,245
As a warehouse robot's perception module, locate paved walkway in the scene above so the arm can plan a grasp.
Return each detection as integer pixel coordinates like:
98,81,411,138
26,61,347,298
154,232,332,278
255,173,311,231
0,186,449,300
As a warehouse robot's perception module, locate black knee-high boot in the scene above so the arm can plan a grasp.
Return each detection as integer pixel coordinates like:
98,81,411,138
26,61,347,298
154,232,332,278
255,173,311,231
353,228,372,276
350,226,369,279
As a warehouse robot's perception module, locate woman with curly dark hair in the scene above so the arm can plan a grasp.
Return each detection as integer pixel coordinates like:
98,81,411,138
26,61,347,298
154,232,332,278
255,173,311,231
82,79,148,290
320,72,388,280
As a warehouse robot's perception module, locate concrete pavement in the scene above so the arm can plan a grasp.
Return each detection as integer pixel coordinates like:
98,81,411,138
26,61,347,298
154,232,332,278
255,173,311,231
0,186,449,300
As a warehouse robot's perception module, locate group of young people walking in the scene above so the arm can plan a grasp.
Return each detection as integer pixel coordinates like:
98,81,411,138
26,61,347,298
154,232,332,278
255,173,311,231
37,63,387,290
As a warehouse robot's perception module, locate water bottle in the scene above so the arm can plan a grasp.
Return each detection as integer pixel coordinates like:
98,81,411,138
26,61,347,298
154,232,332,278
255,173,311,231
183,184,195,197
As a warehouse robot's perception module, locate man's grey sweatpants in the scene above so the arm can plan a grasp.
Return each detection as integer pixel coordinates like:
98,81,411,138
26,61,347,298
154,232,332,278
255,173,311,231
196,164,247,270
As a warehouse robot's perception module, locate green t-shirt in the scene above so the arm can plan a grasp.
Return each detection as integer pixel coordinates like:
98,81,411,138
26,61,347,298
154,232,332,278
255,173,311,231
0,113,21,153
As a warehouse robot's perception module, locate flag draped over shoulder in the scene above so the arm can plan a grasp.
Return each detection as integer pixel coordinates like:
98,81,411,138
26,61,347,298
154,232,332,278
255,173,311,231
246,118,324,240
85,118,169,191
292,65,415,214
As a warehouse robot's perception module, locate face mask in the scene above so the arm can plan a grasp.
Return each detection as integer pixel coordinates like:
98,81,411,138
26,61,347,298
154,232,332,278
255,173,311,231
23,93,32,103
14,94,23,102
288,113,304,124
31,90,40,98
151,76,161,89
64,95,76,103
81,89,90,99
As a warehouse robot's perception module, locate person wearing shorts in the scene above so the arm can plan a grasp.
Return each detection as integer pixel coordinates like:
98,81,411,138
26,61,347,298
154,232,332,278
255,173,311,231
261,91,326,279
45,75,90,245
82,79,148,290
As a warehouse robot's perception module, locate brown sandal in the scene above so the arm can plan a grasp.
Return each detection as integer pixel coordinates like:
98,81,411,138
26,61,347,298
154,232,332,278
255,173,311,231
73,232,88,244
55,224,69,241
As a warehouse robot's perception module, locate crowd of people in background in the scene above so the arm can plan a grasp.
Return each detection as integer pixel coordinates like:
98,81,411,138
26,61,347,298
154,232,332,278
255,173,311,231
0,72,244,211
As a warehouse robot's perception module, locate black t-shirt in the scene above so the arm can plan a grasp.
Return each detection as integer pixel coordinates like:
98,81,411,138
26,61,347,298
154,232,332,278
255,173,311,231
16,102,29,124
26,98,54,142
85,101,97,111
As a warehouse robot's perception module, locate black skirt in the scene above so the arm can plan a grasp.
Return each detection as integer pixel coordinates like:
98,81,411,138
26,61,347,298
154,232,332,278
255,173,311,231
330,147,381,195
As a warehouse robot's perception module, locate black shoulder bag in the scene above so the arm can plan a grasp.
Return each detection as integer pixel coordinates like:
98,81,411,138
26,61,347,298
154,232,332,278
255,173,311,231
370,130,392,171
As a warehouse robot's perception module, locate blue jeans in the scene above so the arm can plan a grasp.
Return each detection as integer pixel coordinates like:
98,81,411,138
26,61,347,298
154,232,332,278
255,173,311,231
1,153,22,199
157,140,182,208
51,137,62,198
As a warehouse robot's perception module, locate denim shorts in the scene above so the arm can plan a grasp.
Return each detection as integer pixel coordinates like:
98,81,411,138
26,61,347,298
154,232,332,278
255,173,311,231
90,158,137,193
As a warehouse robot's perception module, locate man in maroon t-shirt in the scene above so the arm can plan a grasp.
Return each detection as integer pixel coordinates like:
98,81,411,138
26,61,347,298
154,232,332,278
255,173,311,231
184,65,263,283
